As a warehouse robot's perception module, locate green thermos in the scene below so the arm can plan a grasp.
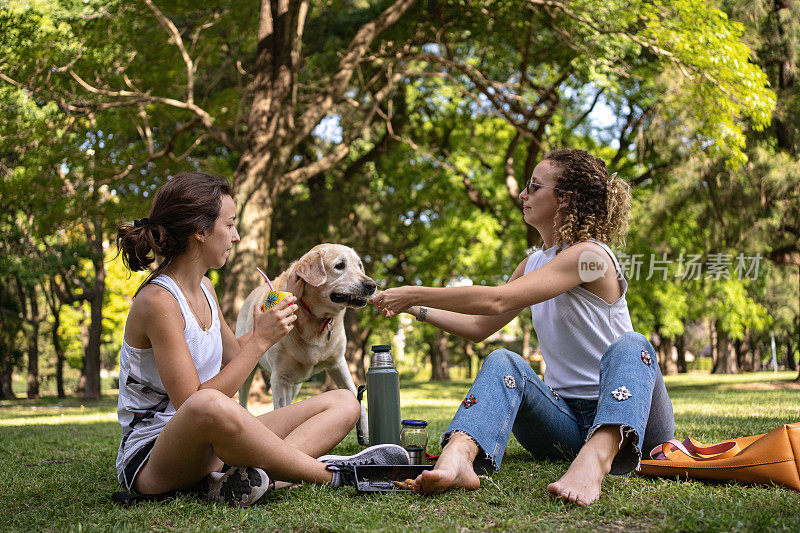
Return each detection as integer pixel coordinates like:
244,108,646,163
356,345,401,446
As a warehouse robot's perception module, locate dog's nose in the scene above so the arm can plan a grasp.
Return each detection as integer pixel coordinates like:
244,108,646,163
362,279,377,294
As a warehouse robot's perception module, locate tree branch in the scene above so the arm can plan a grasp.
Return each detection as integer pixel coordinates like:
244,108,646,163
567,87,605,131
294,0,417,140
68,69,241,151
381,110,498,217
280,143,350,191
143,0,196,106
527,0,732,95
106,118,201,181
504,132,523,209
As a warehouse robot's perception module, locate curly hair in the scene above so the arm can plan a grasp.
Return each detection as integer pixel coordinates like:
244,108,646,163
115,172,233,296
543,149,631,251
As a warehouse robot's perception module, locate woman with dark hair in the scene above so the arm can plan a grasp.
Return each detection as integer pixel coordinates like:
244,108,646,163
372,149,674,506
115,172,407,506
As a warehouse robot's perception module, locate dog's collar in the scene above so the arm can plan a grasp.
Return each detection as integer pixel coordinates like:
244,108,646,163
298,298,334,340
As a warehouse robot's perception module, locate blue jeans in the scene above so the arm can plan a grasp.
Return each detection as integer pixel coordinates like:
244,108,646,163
443,331,674,475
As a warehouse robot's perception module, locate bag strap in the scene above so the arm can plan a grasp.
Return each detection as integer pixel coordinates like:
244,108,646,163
650,437,741,461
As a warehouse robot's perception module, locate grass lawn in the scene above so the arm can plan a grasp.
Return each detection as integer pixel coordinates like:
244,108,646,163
2,372,799,532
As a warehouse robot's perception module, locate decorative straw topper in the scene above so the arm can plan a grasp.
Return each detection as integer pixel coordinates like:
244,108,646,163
257,267,293,312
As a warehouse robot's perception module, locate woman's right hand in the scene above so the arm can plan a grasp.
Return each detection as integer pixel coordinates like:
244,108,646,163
371,287,417,317
251,296,298,350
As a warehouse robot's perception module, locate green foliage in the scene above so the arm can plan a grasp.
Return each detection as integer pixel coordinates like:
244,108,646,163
1,0,794,382
639,0,775,166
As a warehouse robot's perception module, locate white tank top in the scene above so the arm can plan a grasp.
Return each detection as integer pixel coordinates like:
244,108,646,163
115,274,223,486
525,240,633,399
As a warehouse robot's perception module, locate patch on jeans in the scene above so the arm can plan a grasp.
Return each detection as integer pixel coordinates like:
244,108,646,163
612,386,631,401
504,376,516,388
461,394,477,409
548,385,559,400
641,350,653,366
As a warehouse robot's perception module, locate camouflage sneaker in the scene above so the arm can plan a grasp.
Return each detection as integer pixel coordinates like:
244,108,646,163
199,466,271,506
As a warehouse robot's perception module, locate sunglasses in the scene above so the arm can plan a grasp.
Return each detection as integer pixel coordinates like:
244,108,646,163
524,177,563,194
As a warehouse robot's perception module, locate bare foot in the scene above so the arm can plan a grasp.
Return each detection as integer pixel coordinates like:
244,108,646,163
547,426,621,506
413,433,481,494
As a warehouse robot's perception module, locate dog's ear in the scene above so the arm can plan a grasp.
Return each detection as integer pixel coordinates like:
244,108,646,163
287,271,305,300
293,249,327,288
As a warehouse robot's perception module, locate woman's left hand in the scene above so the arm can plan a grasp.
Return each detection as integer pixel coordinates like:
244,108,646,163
371,287,417,317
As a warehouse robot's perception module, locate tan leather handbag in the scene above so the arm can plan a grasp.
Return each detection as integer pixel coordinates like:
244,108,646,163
637,422,800,491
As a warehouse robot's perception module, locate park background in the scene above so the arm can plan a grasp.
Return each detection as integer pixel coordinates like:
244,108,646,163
1,0,800,531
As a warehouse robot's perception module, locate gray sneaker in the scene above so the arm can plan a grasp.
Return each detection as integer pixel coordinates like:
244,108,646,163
319,444,410,467
319,444,410,488
199,466,271,506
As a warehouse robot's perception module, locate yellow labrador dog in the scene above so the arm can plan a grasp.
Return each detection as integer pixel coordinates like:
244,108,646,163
235,244,376,439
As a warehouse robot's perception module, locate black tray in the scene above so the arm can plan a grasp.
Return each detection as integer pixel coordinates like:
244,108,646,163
352,464,434,492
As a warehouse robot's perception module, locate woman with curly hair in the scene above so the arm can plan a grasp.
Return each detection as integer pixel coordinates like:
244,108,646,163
372,148,674,505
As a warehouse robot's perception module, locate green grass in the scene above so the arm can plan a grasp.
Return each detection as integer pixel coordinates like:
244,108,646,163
2,372,799,532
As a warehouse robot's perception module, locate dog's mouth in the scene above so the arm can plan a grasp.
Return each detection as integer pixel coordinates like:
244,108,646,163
330,293,369,308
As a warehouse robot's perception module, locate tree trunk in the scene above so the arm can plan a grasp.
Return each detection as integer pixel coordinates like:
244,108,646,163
220,0,417,319
709,320,718,371
735,338,747,372
712,325,739,374
658,335,677,375
785,339,796,371
45,282,66,398
76,364,86,395
464,340,475,379
430,330,450,381
675,333,687,373
521,320,531,361
223,183,275,321
0,369,13,399
26,285,40,399
0,338,15,399
344,308,369,382
53,311,65,399
82,226,106,400
321,372,337,392
773,0,797,156
752,342,762,372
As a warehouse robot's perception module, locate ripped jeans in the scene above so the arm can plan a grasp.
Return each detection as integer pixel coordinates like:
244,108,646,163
442,331,675,475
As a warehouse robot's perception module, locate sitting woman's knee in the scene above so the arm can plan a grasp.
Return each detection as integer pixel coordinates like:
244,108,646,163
482,348,525,374
604,331,654,359
323,389,361,423
181,389,244,433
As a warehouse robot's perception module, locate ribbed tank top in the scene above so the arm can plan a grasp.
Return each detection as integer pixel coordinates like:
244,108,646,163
525,240,633,399
115,274,223,487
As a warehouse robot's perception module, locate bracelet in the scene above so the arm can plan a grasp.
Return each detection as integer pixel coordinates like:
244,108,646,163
416,306,428,322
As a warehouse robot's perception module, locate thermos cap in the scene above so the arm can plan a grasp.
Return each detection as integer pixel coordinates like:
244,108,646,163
371,344,391,352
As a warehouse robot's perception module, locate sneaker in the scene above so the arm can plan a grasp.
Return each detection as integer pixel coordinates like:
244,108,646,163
326,463,358,488
198,466,271,506
319,444,410,489
319,444,410,468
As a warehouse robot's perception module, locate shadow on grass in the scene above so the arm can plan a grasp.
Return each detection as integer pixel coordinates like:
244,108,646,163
0,395,118,422
0,394,117,409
